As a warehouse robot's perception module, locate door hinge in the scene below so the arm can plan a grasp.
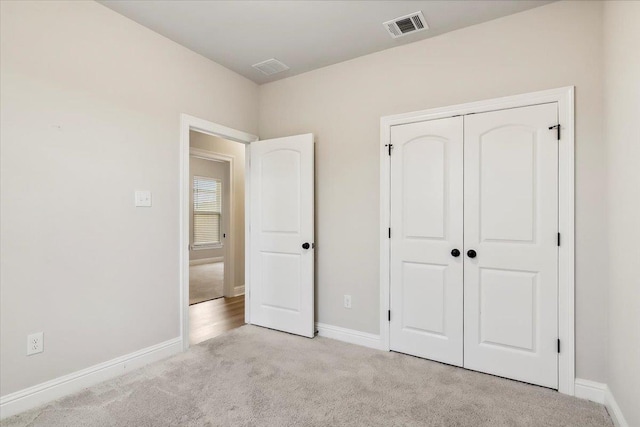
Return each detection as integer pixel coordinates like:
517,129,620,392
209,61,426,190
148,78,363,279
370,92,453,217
385,144,394,156
388,310,391,322
557,233,561,247
549,124,561,140
388,228,391,238
557,339,561,353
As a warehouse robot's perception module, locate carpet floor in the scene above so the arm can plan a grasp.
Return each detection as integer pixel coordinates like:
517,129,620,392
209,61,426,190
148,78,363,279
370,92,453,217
2,326,612,427
189,262,224,305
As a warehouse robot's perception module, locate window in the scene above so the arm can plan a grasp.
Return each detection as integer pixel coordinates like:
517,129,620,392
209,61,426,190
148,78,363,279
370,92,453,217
193,176,222,247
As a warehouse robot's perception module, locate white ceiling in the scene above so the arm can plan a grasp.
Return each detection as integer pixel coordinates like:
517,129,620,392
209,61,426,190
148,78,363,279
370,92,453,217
99,0,554,85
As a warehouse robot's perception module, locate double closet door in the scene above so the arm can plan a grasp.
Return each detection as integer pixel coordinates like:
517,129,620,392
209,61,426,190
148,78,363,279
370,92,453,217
389,103,559,389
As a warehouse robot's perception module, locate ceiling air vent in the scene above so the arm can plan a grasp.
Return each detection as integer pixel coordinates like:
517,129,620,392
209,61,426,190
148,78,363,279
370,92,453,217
252,58,290,76
383,11,428,39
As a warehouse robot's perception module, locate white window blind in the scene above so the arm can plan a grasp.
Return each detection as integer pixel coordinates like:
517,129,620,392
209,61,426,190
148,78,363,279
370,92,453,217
193,176,222,246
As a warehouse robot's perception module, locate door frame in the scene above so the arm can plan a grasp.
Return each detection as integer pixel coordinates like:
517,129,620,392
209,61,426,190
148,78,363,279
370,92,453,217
189,147,236,298
180,114,258,351
379,86,575,395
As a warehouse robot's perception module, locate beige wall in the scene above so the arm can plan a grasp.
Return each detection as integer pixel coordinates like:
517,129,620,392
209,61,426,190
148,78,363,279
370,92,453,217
189,156,228,261
259,0,607,382
3,0,634,408
190,131,247,289
603,2,640,425
0,1,258,395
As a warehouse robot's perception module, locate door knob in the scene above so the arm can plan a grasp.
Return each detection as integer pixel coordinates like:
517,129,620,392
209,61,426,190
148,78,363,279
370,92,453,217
451,249,460,257
467,249,477,258
302,242,311,250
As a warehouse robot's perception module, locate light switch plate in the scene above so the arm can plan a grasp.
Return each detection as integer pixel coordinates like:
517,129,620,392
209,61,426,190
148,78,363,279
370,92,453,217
135,190,152,207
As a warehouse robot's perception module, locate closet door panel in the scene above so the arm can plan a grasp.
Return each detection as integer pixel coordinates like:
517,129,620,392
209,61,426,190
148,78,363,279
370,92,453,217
389,116,463,366
463,103,559,389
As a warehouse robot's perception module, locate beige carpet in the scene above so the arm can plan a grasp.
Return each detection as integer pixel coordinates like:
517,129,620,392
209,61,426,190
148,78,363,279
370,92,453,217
189,262,224,305
2,326,612,427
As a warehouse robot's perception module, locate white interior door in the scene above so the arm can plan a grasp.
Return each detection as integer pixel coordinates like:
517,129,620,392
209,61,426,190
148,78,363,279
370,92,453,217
249,134,314,338
463,103,559,388
390,116,464,366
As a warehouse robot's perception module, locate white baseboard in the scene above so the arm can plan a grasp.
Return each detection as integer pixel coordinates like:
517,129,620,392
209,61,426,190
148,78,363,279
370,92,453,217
189,257,223,266
605,386,629,427
0,337,182,420
575,378,606,404
574,379,629,427
315,322,382,350
233,285,245,296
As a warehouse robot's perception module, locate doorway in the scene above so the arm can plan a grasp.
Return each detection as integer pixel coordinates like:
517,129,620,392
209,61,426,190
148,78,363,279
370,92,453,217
188,130,248,345
189,153,228,306
180,115,257,348
180,114,316,349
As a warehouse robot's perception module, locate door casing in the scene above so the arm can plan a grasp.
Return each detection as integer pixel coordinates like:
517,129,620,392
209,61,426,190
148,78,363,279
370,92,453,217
180,114,258,351
379,87,575,395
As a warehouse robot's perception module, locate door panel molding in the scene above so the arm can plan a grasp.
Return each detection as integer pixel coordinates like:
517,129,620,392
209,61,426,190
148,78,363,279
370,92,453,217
380,86,575,395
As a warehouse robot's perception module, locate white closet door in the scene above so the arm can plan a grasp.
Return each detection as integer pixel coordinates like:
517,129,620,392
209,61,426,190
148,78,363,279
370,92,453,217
463,104,559,388
249,134,314,338
390,116,464,366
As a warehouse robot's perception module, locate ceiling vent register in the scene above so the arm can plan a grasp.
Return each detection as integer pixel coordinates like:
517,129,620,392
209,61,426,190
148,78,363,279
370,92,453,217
252,58,290,76
383,11,428,39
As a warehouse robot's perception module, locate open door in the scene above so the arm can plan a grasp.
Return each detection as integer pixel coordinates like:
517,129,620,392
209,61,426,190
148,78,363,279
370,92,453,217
249,134,314,337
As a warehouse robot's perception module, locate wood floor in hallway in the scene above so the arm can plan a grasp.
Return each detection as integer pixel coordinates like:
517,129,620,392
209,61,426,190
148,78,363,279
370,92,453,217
189,295,245,345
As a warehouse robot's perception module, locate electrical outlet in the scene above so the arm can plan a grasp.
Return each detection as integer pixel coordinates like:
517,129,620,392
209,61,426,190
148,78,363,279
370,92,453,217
344,295,352,309
134,190,152,207
27,332,43,355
